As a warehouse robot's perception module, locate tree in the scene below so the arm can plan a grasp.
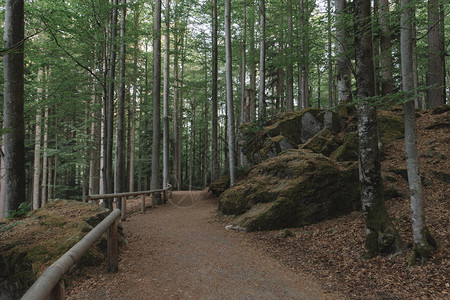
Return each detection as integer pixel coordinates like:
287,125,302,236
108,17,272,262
211,0,219,182
426,0,444,108
327,0,333,107
163,0,170,189
225,0,236,185
258,0,266,120
335,0,352,104
115,0,127,209
32,69,43,210
151,0,162,204
286,0,294,111
3,0,26,217
379,0,394,96
354,0,401,258
400,0,437,265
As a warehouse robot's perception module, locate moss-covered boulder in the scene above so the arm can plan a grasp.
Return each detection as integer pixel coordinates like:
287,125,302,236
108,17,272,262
219,149,360,231
330,131,359,161
209,174,231,197
0,200,115,299
378,110,404,145
300,127,341,156
242,109,343,165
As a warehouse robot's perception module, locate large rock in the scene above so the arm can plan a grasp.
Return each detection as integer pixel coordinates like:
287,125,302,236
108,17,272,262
242,108,343,165
219,149,360,231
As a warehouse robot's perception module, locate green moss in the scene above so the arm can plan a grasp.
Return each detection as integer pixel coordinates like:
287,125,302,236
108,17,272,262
301,127,341,156
378,111,404,145
408,227,437,266
330,131,359,161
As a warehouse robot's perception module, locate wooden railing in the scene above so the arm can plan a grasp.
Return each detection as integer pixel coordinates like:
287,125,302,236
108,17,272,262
21,209,121,300
20,186,173,300
87,184,173,220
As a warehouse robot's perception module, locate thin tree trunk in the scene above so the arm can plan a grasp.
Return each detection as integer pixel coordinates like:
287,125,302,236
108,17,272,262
32,71,43,210
225,0,236,185
41,105,49,205
327,0,333,107
400,0,436,265
211,0,219,183
0,145,5,219
129,10,139,193
105,0,118,207
115,0,126,209
259,0,266,120
335,0,352,104
426,0,444,108
3,0,26,216
163,0,170,189
173,19,180,189
240,1,247,166
89,82,101,195
249,7,257,122
151,0,162,204
379,0,394,96
355,0,401,257
286,0,294,111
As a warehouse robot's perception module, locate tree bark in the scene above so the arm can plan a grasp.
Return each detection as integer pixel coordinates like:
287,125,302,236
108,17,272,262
225,0,236,185
211,0,219,182
151,0,162,204
335,0,352,105
249,8,257,122
240,1,248,166
400,0,437,266
327,0,333,108
115,0,126,209
258,0,266,120
32,86,42,209
3,0,26,217
354,0,401,258
379,0,394,96
426,0,444,108
286,0,294,111
163,0,170,189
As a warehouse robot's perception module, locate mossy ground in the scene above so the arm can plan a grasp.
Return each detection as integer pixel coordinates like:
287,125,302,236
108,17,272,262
0,200,110,298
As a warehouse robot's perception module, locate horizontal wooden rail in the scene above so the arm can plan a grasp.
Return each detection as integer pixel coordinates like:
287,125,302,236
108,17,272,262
87,185,173,219
21,209,121,300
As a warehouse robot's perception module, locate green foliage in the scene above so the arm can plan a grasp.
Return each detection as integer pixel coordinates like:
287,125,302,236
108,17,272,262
7,202,32,220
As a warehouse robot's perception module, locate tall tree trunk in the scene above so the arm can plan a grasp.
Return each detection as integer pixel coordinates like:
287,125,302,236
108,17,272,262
225,0,236,185
240,0,247,166
259,0,266,120
105,0,118,207
354,0,401,258
3,0,26,217
89,82,101,195
335,0,352,104
163,0,170,189
379,0,394,96
400,0,437,266
249,8,257,122
286,0,294,111
211,0,219,182
188,100,195,189
426,0,444,108
41,104,49,206
115,0,126,209
0,146,5,219
327,0,333,107
173,24,180,190
151,0,162,204
129,9,140,193
32,71,43,210
298,0,310,110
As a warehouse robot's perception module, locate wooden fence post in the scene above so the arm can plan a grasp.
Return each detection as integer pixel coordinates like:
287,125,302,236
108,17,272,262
140,194,145,213
49,279,65,300
121,196,126,220
107,219,119,273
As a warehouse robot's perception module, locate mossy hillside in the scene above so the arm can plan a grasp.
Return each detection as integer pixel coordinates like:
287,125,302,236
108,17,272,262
378,110,404,145
301,127,341,156
0,200,111,299
219,149,360,231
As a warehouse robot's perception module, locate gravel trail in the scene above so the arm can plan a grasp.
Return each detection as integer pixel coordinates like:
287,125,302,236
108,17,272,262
67,191,341,300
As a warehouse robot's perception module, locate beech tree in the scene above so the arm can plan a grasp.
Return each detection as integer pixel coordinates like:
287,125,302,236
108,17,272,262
3,0,26,217
400,0,437,265
225,0,236,185
335,0,352,104
211,0,219,182
151,0,162,204
354,0,401,257
258,0,266,120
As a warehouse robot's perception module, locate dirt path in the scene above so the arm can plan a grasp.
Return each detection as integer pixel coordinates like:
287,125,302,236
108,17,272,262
67,191,341,300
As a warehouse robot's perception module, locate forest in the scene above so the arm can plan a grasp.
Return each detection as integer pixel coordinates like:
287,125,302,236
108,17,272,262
1,0,449,274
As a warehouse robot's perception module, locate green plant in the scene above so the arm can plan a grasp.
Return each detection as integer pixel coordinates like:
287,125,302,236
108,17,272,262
7,202,31,220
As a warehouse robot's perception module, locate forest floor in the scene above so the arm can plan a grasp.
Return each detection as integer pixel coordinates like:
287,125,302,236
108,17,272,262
67,108,449,300
66,191,340,299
